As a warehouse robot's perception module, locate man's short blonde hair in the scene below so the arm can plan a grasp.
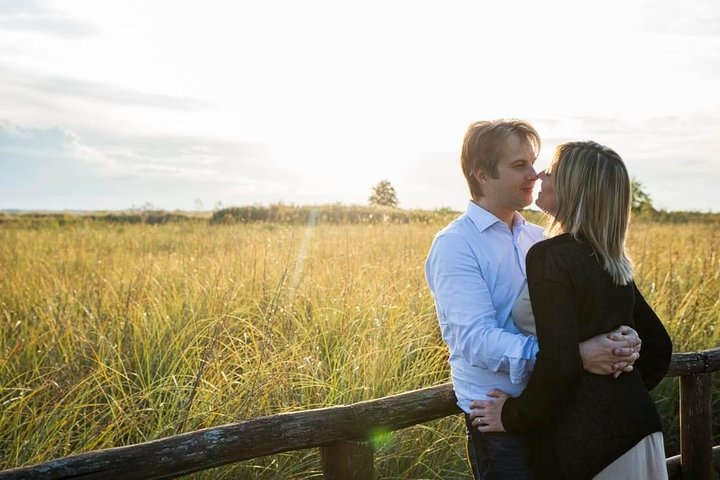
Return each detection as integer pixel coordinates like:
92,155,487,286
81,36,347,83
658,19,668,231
461,119,540,199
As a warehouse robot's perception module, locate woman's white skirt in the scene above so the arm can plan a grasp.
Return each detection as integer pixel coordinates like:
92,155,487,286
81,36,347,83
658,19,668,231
594,431,668,480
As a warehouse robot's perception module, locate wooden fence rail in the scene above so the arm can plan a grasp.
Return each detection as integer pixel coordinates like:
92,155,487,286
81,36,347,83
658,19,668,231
1,347,719,480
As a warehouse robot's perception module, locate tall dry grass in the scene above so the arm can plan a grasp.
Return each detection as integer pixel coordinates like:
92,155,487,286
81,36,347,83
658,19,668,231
0,217,718,478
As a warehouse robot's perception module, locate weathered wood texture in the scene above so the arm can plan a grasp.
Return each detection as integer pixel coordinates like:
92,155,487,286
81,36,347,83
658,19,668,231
321,440,374,480
667,347,720,377
666,446,720,480
0,347,717,480
0,384,459,479
680,373,714,480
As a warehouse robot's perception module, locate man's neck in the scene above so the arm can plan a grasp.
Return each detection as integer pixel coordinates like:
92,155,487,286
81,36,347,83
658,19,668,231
472,199,517,230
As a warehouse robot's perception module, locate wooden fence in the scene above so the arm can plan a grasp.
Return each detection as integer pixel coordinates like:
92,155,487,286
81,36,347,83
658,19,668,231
1,347,718,480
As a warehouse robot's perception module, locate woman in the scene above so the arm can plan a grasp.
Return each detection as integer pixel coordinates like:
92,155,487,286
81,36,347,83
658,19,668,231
469,141,673,479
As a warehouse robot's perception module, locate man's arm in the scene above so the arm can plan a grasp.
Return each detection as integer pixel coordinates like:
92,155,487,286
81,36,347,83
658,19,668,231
426,232,538,384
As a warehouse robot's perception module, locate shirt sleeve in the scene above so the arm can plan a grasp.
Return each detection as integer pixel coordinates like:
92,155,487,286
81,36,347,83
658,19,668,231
425,232,539,385
501,245,583,431
632,283,673,391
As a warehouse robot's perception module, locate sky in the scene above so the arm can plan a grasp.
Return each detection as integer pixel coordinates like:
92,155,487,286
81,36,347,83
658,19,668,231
1,0,719,212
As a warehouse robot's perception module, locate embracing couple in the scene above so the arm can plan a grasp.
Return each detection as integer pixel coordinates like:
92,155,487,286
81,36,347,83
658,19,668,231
425,119,672,479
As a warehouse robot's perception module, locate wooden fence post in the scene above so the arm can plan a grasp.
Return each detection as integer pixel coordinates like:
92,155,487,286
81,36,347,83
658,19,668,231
680,373,713,480
320,440,374,480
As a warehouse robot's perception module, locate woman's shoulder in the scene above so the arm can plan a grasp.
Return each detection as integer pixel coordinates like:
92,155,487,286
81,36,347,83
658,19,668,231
528,233,579,259
527,234,591,280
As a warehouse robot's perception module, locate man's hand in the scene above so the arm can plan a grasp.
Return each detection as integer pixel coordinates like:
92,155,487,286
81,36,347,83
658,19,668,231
469,389,509,432
579,325,641,377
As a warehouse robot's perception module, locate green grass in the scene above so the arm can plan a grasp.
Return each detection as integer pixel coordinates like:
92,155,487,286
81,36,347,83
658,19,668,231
0,216,718,478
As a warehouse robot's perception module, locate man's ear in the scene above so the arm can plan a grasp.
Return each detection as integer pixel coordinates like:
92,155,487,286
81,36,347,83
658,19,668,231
473,168,487,185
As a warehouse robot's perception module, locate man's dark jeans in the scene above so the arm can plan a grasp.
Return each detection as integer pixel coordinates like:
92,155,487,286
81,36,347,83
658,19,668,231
465,414,536,480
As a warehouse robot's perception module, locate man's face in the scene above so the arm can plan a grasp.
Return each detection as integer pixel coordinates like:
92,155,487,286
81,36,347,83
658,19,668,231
475,134,538,213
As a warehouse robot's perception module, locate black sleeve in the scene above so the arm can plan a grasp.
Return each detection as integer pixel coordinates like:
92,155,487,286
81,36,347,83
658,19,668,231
501,245,584,432
632,283,673,391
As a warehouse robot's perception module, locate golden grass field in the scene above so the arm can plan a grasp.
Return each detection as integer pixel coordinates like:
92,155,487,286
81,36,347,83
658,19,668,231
1,214,718,478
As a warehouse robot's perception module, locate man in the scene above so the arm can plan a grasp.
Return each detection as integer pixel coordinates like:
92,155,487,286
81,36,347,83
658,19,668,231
425,119,640,479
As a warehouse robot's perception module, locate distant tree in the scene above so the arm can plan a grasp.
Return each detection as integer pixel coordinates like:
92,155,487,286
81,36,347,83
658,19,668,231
369,180,399,208
631,178,654,213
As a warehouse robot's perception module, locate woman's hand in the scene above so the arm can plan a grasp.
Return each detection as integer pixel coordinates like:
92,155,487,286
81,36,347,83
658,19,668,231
579,325,641,377
468,389,510,432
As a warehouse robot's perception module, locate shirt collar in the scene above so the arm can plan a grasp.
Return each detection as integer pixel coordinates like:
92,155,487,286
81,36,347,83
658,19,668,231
465,200,526,233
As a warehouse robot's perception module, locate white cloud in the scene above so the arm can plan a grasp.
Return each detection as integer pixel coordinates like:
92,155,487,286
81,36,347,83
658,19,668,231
0,1,718,211
0,0,93,36
0,120,290,210
1,65,209,110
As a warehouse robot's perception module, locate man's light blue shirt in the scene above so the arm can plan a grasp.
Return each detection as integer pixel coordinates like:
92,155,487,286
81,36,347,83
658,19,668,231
425,201,545,412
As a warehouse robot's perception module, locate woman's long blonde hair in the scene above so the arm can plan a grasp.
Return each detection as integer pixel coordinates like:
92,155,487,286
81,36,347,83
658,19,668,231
546,141,633,285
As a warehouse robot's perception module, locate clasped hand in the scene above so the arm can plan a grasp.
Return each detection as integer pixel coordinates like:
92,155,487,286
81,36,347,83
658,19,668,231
582,325,642,378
